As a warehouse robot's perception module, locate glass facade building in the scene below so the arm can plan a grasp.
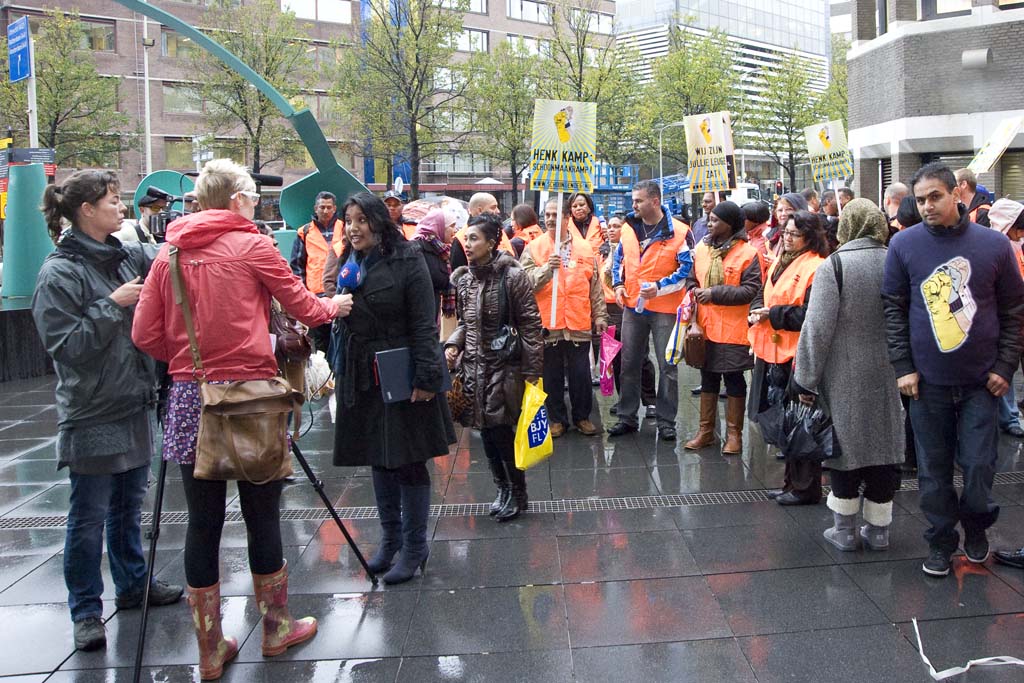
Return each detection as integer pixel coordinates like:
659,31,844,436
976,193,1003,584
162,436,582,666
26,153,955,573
617,0,829,56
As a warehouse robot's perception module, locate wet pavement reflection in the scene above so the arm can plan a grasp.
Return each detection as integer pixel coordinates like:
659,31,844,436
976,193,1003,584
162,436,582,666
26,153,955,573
1,371,1023,681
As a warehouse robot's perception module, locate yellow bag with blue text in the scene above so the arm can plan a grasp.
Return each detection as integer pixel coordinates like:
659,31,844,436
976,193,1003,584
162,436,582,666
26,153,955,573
514,379,553,470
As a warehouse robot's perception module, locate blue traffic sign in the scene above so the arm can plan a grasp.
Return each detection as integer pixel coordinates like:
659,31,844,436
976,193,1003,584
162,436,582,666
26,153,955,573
7,17,31,84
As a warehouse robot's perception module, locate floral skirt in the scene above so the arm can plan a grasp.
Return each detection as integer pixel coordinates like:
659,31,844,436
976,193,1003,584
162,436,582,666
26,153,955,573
162,380,225,465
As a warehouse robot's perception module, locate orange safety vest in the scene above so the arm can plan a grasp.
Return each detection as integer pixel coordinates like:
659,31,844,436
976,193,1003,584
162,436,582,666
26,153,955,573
618,216,691,314
454,226,515,255
402,222,418,240
529,230,595,332
298,219,344,295
576,215,606,253
969,203,991,224
748,250,823,364
693,241,758,346
513,224,543,244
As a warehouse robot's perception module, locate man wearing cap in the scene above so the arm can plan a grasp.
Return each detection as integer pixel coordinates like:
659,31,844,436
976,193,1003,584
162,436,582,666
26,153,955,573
115,194,164,245
383,190,418,238
290,191,343,353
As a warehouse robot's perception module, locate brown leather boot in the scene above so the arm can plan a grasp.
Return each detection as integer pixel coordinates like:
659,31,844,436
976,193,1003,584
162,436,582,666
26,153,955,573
722,396,745,454
684,393,718,450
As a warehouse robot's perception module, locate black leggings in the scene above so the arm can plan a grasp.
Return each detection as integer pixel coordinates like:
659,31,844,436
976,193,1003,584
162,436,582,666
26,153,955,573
829,465,901,504
700,370,747,397
480,425,515,466
180,464,284,588
371,462,430,487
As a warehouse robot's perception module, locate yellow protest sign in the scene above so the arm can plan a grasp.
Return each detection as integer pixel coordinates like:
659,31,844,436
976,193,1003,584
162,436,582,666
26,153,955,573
968,116,1024,174
529,99,597,193
685,112,735,193
805,120,854,182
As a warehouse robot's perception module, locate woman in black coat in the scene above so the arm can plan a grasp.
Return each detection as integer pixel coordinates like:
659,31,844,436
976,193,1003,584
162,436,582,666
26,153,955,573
331,193,456,585
409,207,455,316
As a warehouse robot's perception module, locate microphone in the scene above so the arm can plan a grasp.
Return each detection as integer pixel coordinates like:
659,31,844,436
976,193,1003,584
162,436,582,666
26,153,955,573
182,171,284,187
251,173,284,187
337,258,363,295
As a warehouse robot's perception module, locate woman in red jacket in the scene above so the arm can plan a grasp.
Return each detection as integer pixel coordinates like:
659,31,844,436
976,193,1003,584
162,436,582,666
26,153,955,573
132,159,350,680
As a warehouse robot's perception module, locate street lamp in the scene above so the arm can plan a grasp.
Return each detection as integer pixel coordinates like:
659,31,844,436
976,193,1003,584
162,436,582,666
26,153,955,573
657,120,687,192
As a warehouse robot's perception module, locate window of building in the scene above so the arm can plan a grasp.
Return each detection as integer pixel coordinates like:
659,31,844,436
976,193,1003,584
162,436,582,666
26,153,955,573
998,0,1024,8
162,84,203,114
440,0,488,12
80,20,116,51
506,34,550,57
162,31,198,59
164,140,195,169
454,29,488,52
589,12,614,35
281,0,352,24
922,0,971,18
425,153,491,174
315,44,342,68
11,14,115,51
507,0,551,24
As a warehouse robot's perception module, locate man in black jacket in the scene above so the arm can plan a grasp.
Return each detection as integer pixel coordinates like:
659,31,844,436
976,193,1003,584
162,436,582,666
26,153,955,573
882,163,1024,578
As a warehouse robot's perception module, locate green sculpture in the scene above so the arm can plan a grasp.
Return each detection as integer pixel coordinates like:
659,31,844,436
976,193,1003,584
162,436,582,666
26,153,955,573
112,0,367,229
1,163,54,298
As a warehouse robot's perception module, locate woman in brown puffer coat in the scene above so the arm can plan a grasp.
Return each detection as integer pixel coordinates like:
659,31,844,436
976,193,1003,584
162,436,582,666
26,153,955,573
445,213,543,522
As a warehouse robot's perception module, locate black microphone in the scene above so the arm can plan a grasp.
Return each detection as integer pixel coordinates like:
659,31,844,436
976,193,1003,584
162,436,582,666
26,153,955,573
251,173,284,187
181,171,283,187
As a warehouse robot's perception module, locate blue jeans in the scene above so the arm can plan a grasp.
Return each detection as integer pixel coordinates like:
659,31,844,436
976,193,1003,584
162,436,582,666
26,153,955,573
909,381,1000,554
65,464,149,622
618,308,678,429
998,385,1021,431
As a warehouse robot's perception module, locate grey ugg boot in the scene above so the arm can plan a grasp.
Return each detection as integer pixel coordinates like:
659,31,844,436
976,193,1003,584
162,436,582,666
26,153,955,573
860,499,893,550
823,492,859,551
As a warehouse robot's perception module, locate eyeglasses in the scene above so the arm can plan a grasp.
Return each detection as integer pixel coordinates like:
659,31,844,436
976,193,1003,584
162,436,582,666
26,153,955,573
782,230,803,238
231,190,260,204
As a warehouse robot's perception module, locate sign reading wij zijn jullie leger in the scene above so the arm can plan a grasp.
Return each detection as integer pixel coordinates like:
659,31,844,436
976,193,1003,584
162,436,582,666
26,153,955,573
529,99,597,194
805,120,854,182
684,111,736,193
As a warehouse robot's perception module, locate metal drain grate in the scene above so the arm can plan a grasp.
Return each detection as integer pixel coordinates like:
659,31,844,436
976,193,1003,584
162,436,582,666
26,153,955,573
1,473,1020,530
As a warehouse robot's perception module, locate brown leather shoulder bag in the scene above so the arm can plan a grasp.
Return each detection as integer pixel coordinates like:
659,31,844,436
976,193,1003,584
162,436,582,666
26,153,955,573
169,247,301,484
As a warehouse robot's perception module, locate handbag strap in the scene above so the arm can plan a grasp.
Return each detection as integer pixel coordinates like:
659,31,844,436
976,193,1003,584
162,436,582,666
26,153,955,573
497,272,510,327
169,247,206,379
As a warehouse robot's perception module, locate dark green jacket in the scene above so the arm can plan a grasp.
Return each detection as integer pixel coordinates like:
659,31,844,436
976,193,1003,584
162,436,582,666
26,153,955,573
32,230,158,429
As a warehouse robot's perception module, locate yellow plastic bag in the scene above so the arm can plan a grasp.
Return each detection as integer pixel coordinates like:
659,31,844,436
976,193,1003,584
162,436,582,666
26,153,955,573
514,379,553,470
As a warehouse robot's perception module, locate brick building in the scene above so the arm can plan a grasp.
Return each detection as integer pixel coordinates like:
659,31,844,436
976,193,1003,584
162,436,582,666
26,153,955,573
1,0,615,216
847,0,1024,203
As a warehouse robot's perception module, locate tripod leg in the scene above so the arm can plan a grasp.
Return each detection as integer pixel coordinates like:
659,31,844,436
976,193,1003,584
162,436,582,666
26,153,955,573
290,441,378,584
133,457,168,683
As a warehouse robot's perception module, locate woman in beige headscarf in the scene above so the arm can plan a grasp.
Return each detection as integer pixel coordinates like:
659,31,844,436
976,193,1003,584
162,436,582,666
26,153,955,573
793,198,904,551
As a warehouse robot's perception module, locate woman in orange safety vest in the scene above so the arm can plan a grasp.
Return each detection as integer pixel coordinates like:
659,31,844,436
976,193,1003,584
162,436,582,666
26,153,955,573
683,201,762,455
748,210,830,506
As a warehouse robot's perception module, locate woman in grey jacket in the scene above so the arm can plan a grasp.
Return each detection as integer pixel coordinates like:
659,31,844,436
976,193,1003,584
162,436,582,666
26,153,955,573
793,199,905,551
31,170,182,653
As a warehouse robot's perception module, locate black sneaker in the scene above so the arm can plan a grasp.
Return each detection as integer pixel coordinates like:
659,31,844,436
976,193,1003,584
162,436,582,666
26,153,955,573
115,579,184,609
74,617,106,651
964,529,990,564
922,548,952,577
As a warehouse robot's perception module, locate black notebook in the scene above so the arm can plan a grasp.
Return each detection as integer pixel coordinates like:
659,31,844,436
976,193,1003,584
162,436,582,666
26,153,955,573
375,346,453,403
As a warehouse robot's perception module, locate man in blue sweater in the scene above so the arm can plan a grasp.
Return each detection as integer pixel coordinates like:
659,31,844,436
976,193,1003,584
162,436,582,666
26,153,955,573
883,163,1024,577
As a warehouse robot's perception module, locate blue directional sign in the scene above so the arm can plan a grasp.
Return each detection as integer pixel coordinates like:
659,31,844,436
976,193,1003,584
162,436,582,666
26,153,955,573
7,17,31,83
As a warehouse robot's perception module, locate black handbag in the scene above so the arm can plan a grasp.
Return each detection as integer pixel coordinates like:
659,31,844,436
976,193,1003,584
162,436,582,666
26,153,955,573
490,275,522,362
781,397,839,462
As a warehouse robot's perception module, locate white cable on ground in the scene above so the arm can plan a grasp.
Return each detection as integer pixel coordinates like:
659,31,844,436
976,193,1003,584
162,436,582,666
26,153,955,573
913,618,1024,680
